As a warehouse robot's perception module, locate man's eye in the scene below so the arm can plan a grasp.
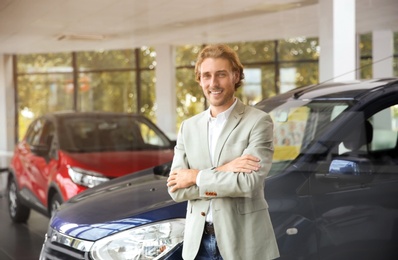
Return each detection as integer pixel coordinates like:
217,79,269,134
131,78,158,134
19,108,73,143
202,74,211,79
217,73,227,77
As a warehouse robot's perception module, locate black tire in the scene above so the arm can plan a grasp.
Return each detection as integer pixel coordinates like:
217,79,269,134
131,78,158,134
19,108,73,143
49,193,63,217
7,178,30,223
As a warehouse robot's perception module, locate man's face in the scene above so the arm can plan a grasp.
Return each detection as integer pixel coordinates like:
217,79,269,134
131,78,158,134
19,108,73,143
199,58,238,114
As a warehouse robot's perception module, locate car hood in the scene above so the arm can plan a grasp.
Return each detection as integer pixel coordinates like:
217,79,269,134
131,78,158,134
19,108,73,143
61,149,174,178
51,164,187,241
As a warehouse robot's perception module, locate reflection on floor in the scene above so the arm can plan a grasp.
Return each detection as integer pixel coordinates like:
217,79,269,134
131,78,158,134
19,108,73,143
0,193,48,260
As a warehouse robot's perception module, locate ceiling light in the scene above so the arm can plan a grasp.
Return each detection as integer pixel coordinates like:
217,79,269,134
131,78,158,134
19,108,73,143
57,34,106,41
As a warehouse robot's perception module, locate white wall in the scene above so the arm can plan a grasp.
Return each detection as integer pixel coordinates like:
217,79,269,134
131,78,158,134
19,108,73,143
154,44,177,140
319,0,356,82
373,30,394,78
0,54,15,193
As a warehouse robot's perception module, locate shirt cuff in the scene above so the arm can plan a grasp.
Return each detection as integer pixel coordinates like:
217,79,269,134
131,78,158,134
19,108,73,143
196,170,202,186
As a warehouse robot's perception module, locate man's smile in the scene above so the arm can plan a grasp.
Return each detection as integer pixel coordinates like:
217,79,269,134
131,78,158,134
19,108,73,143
209,89,223,95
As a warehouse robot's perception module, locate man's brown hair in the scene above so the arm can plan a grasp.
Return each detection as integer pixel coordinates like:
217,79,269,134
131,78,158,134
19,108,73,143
195,44,245,89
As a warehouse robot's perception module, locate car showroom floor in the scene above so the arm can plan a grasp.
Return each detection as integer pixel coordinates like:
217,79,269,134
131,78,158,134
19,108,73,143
0,191,48,260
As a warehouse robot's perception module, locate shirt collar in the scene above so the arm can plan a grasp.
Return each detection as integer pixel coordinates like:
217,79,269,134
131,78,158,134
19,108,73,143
206,98,238,121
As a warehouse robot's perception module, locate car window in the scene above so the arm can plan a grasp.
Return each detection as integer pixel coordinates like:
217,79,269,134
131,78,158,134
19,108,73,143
311,98,398,198
268,100,350,175
59,116,170,152
138,121,167,146
337,105,398,155
25,119,44,146
39,121,56,154
272,106,309,160
39,121,55,145
369,106,398,151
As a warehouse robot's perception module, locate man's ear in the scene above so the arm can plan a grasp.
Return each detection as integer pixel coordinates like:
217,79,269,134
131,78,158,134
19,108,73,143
234,72,240,83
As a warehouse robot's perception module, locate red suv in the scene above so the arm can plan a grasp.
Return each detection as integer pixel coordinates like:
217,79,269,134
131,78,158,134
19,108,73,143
7,111,175,223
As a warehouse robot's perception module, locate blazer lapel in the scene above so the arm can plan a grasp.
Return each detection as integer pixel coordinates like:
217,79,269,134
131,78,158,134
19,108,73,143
213,100,245,166
196,112,213,167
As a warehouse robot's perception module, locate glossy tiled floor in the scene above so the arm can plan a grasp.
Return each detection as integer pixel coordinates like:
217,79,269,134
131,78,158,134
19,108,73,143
0,191,48,260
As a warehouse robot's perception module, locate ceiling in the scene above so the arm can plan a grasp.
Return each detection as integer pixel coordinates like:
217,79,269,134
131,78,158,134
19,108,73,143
0,0,397,54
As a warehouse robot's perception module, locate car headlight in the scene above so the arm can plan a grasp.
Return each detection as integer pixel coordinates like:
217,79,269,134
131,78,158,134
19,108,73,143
67,166,109,188
90,219,185,260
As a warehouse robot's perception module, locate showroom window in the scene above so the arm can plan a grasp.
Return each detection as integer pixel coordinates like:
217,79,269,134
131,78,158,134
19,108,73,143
75,49,138,113
15,48,154,139
359,33,373,79
359,32,398,78
175,45,205,124
174,38,320,128
15,34,398,139
16,53,74,138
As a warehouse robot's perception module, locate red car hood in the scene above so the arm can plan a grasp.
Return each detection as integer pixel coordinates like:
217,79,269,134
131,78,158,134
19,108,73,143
61,149,174,178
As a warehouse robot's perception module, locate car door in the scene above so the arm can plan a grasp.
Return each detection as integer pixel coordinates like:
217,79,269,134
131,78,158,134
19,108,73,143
15,118,44,201
24,118,56,207
308,96,398,260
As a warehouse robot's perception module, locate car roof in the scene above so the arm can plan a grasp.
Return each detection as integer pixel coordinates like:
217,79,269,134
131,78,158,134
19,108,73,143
257,78,398,106
292,78,398,100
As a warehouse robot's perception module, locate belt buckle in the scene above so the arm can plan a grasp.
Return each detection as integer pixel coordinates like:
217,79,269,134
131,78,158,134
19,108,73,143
204,222,214,235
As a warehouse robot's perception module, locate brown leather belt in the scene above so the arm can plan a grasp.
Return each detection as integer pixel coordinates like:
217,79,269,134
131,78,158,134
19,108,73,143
204,222,215,235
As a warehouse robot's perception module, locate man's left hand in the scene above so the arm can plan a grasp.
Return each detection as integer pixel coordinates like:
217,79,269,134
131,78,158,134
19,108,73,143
167,169,199,192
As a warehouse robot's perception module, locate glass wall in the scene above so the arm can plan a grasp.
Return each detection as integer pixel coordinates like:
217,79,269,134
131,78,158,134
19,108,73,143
15,48,155,139
174,38,320,128
15,33,398,139
175,45,205,124
16,53,74,137
359,32,398,78
75,49,138,113
359,33,373,79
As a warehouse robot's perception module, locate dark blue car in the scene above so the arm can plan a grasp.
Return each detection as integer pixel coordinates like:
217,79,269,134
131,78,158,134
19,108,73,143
40,78,398,260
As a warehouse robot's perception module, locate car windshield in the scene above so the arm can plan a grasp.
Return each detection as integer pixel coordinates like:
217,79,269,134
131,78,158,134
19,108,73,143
58,116,171,153
264,99,350,176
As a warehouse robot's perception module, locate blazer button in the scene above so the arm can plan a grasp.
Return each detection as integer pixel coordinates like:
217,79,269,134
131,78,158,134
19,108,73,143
201,212,206,216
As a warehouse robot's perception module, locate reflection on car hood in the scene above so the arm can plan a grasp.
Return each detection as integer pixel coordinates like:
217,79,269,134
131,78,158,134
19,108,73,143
62,150,174,178
51,166,186,241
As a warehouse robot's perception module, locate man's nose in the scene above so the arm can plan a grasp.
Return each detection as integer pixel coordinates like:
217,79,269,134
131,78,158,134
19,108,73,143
209,75,218,87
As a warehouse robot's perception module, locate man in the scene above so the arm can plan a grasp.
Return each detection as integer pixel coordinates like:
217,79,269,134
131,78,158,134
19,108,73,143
167,44,279,260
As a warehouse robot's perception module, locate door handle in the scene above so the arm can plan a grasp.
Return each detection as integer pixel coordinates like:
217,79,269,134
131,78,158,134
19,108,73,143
286,227,298,235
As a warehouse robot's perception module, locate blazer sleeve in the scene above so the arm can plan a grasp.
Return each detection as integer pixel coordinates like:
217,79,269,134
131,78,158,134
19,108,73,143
198,112,274,198
167,121,203,202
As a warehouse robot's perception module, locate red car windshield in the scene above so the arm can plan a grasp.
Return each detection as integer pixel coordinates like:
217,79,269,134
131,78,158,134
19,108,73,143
57,116,172,153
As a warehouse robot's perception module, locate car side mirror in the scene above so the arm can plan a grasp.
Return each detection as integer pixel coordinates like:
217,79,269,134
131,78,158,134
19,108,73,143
153,162,172,176
169,140,176,148
316,157,373,184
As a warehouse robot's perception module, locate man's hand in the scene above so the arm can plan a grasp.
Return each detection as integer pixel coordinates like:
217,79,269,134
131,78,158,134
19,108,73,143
167,155,260,192
167,169,199,193
216,154,260,173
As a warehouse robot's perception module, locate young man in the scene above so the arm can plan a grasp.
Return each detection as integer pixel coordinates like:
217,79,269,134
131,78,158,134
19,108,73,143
167,44,279,260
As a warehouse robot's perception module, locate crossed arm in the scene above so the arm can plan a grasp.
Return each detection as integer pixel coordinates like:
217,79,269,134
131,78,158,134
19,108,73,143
166,154,261,193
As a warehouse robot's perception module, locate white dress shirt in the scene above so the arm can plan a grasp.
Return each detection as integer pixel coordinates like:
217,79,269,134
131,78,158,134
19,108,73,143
197,98,237,222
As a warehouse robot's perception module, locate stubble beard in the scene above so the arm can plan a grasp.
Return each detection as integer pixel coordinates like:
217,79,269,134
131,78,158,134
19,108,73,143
208,89,235,109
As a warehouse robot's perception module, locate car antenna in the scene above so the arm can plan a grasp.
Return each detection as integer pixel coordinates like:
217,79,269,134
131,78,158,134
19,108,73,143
318,54,394,86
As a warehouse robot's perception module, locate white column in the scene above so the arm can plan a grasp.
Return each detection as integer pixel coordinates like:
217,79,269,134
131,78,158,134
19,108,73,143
0,54,15,193
319,0,356,82
372,30,393,78
154,44,177,140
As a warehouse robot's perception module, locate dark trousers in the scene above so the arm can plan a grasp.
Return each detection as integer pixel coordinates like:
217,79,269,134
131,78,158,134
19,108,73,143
195,233,223,260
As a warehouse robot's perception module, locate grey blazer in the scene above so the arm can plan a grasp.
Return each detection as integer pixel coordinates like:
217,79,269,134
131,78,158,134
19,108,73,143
168,99,280,260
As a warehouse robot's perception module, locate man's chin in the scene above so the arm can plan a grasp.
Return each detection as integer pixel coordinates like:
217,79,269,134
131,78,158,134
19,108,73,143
208,98,224,107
